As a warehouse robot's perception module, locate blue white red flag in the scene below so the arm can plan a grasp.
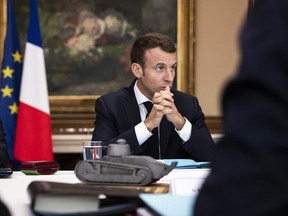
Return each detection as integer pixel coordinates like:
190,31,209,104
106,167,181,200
14,0,54,161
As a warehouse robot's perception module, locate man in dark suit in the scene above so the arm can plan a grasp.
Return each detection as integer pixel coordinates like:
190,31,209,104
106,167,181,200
0,118,9,167
92,32,215,161
194,0,288,215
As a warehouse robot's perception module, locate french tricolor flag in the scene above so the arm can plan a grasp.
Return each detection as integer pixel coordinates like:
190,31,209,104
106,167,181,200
14,0,53,162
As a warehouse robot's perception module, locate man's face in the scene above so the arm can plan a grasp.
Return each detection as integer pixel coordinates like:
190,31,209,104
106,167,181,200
137,47,177,99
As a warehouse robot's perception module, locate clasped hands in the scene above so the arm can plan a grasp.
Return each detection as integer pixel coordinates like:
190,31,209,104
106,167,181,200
144,86,185,132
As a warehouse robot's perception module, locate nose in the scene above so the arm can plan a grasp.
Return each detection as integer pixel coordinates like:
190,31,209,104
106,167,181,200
164,70,174,82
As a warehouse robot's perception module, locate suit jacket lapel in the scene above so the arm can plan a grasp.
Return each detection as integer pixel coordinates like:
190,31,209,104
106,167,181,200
123,80,142,127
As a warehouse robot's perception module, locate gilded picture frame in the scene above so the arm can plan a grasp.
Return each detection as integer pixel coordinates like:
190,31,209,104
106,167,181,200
0,0,196,134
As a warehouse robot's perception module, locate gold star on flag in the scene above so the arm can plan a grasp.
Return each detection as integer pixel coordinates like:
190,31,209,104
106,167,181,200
1,85,13,97
2,66,14,78
12,51,22,63
9,102,18,114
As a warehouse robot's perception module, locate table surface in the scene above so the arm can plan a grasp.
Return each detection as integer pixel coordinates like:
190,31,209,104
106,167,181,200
0,171,80,216
0,169,210,216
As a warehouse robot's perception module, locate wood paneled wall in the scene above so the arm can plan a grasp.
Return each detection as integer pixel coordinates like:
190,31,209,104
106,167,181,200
51,113,223,136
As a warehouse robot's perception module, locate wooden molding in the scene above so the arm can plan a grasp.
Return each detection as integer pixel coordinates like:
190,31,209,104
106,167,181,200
51,114,223,135
205,116,223,134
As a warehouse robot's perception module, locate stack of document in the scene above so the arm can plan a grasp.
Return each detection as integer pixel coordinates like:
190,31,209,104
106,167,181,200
163,159,210,169
140,194,197,216
139,159,211,215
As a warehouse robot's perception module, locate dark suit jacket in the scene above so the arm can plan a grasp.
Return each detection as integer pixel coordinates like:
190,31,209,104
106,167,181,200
92,79,215,161
194,0,288,215
0,119,9,167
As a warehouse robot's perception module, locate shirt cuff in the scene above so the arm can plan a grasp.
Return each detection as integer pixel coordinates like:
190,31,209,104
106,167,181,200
135,121,152,145
175,117,192,142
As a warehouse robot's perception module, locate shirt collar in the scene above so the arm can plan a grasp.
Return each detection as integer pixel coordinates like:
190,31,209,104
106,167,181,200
134,80,150,106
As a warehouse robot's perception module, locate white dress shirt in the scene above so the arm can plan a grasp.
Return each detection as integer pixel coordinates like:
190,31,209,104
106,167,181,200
133,81,192,145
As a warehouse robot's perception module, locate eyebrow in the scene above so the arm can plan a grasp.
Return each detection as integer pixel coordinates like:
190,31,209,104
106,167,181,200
154,62,177,67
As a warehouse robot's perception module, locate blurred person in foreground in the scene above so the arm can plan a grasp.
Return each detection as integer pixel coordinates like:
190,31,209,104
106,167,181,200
0,118,9,167
194,0,288,215
92,32,215,160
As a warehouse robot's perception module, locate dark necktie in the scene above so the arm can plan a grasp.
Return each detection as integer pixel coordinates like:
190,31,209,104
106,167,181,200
143,101,160,159
143,101,153,117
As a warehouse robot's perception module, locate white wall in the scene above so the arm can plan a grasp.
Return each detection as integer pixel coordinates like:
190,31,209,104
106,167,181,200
195,0,247,116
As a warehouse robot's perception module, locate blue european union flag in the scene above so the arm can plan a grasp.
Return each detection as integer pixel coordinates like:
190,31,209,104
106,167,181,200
0,0,23,160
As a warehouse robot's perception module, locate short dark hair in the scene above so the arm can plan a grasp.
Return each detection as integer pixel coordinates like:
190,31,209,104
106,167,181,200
130,32,176,68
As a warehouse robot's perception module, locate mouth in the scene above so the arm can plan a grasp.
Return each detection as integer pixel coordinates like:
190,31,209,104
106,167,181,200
159,85,171,91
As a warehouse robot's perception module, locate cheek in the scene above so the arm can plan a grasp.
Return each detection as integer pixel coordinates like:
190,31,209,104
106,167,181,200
151,77,164,91
172,71,176,77
150,75,162,85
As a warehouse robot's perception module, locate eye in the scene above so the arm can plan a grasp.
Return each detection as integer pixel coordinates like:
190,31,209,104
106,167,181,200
155,65,165,72
170,65,177,72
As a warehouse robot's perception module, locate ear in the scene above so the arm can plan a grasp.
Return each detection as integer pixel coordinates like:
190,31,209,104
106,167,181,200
131,63,143,78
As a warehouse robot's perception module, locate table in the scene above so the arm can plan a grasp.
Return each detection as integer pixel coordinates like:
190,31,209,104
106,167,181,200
0,169,210,216
0,171,80,216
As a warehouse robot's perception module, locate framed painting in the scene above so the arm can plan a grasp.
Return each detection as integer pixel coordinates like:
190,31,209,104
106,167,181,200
0,0,196,134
